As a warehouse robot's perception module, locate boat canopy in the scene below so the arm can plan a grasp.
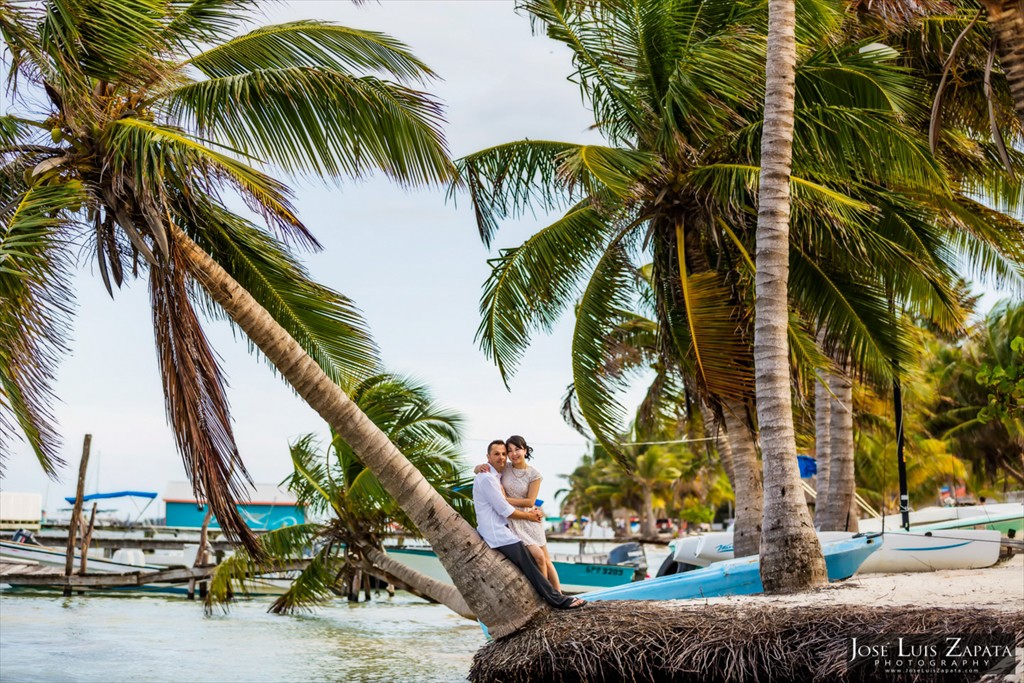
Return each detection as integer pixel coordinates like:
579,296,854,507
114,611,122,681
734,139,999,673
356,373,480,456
64,491,158,504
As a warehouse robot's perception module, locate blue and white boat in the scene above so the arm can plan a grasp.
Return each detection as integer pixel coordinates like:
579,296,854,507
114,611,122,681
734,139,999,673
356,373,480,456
582,534,880,602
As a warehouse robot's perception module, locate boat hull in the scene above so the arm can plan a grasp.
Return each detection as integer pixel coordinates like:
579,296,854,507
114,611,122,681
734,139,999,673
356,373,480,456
384,547,637,594
671,528,1002,573
584,535,880,601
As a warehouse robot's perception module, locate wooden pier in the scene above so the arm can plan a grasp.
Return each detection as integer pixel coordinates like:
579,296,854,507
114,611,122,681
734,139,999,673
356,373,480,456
0,559,308,592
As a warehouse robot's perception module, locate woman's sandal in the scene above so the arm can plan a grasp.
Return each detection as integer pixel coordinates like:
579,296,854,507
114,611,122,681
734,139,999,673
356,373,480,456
565,597,587,609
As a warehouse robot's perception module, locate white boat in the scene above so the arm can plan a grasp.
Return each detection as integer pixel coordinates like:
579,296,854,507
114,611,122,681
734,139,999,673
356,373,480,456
858,503,1023,533
0,538,288,595
668,528,1002,573
0,539,162,573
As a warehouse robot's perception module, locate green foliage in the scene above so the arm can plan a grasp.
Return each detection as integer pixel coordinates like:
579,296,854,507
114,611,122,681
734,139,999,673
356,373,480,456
206,373,471,614
1,0,451,547
456,0,1024,468
975,336,1024,425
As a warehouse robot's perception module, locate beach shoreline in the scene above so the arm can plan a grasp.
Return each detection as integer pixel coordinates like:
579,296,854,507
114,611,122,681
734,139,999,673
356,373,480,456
679,553,1024,612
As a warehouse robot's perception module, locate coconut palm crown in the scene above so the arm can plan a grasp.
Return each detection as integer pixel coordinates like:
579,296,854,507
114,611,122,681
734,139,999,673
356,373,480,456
455,0,1024,464
0,0,452,550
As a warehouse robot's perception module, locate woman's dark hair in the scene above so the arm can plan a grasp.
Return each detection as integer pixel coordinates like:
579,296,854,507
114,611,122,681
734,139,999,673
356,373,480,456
505,435,534,461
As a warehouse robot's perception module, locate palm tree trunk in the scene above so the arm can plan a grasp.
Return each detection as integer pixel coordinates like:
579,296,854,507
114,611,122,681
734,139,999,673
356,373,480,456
982,0,1024,124
812,373,831,528
359,544,474,619
641,485,657,538
173,226,544,638
755,0,827,593
705,405,735,484
820,366,858,532
721,400,762,558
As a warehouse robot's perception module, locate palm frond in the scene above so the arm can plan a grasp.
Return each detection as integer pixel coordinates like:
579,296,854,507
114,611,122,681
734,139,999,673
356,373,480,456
161,69,452,186
204,522,323,611
179,201,379,391
571,243,640,466
477,200,619,385
149,240,258,555
184,20,434,83
268,544,345,615
0,181,82,474
452,140,584,247
105,118,314,247
790,246,913,383
163,1,261,48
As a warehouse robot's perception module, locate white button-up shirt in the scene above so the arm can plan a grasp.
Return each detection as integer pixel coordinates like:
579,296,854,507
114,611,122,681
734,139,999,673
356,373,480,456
473,465,520,548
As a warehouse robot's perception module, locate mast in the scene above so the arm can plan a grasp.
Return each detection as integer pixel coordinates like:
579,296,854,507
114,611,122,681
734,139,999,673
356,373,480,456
893,378,910,531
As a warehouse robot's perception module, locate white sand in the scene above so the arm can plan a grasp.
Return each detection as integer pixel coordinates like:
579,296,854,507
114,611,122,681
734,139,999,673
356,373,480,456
673,554,1024,612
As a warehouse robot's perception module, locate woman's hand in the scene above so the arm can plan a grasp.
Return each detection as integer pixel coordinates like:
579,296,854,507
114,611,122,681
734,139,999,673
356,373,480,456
472,463,489,475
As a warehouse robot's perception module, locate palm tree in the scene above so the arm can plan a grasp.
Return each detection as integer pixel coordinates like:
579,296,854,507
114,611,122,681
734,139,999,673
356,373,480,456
755,0,828,591
207,373,475,619
0,0,548,638
454,0,1013,582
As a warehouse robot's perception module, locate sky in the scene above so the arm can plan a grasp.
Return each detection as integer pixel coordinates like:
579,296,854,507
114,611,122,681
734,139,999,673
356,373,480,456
2,1,612,519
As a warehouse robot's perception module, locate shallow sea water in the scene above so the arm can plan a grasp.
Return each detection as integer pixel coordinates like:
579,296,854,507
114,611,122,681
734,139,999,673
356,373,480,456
0,589,483,683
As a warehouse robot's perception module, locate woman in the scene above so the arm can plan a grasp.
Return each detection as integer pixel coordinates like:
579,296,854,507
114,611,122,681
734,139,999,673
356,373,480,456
476,435,561,591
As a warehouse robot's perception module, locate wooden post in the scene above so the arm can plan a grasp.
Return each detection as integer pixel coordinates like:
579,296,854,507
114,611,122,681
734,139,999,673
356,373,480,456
64,434,91,596
362,572,371,601
78,503,98,575
348,569,361,602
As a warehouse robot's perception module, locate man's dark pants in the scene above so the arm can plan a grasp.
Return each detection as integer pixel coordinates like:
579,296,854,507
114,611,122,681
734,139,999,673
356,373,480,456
495,541,575,609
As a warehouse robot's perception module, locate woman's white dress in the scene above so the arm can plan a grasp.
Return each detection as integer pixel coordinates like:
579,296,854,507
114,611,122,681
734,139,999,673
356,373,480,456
503,465,546,547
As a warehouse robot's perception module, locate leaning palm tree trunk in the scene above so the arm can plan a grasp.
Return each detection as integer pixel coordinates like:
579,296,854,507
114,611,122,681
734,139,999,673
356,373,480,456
754,0,827,593
721,400,762,557
174,226,543,638
812,373,831,528
358,544,474,619
819,365,858,532
982,0,1024,123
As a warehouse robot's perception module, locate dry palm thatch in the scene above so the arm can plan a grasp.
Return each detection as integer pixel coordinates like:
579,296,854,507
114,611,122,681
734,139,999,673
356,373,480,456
469,602,1023,683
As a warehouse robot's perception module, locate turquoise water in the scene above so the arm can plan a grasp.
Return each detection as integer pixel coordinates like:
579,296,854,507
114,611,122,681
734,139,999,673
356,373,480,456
0,590,483,682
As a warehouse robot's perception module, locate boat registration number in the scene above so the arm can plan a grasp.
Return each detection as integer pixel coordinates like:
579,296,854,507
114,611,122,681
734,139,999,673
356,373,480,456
584,566,625,575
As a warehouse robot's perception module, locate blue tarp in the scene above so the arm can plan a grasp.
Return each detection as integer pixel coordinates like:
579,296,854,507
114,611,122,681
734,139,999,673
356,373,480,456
64,491,158,504
797,455,817,478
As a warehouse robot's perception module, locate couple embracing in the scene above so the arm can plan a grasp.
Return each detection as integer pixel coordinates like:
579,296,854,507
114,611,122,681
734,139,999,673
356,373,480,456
472,435,586,610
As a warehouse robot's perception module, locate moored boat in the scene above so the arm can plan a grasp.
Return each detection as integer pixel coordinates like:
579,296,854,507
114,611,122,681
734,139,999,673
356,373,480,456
668,528,1003,573
385,543,644,594
584,534,880,602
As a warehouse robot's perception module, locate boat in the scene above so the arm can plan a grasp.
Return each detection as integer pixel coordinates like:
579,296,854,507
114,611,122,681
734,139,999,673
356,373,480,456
583,534,880,602
667,527,1002,574
385,542,645,594
857,503,1023,534
0,533,288,596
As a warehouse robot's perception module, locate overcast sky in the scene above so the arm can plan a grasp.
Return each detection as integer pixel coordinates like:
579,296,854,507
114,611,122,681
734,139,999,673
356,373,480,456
2,1,612,518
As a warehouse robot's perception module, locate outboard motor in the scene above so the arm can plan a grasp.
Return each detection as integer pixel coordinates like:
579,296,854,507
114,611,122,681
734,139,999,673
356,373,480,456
608,542,647,571
11,528,40,545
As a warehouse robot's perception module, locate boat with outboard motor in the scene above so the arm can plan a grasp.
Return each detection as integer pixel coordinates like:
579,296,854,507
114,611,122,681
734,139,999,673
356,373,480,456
386,541,647,594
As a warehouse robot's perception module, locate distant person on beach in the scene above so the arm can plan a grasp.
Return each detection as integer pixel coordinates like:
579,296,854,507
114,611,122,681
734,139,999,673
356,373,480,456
472,440,585,609
474,435,562,591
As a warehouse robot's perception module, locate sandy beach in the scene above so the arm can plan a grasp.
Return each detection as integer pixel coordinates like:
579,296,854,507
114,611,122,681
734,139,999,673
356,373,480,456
685,554,1024,612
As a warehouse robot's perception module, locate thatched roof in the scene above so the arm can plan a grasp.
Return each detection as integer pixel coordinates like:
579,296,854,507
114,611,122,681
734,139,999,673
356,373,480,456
849,0,956,29
470,602,1023,682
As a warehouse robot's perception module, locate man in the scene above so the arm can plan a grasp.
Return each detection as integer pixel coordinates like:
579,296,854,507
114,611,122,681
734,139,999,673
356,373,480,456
473,440,585,609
